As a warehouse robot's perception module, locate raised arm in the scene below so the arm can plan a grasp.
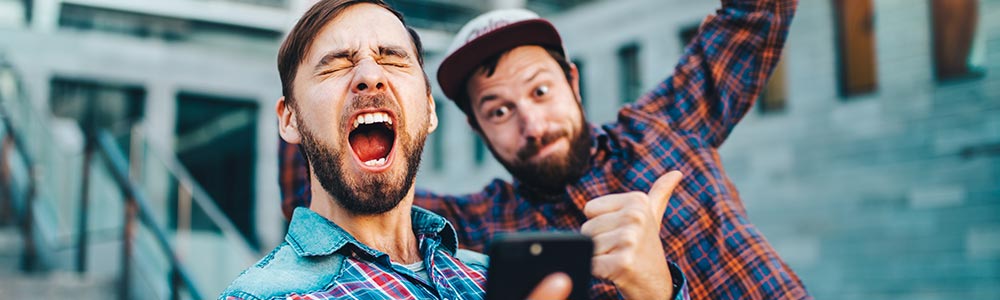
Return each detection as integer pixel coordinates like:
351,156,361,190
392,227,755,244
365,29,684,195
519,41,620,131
630,0,797,147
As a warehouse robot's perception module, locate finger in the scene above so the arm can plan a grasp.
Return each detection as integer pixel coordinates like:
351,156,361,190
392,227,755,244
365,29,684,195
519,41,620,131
591,253,628,281
583,192,643,218
526,272,572,300
590,227,637,256
580,211,626,238
646,171,683,218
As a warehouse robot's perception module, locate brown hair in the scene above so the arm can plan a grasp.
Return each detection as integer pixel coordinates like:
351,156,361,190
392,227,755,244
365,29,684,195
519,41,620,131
278,0,426,108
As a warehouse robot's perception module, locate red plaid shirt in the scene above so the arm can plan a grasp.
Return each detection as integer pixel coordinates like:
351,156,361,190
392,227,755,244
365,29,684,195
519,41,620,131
279,0,809,298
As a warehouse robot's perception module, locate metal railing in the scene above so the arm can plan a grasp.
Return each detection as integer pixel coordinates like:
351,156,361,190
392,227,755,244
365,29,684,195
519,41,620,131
94,130,204,299
0,60,259,299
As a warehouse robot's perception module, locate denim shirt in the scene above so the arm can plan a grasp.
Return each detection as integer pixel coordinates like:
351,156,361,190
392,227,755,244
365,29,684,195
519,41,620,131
221,207,489,300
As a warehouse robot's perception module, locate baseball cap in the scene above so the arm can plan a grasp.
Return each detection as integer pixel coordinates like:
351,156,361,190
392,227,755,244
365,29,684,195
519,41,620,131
437,8,566,113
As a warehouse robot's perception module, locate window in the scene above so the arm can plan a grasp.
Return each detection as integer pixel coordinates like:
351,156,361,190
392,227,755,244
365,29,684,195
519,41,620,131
759,57,788,113
618,43,642,104
58,3,281,42
931,0,984,81
49,77,145,136
679,24,699,48
173,92,259,247
833,0,878,97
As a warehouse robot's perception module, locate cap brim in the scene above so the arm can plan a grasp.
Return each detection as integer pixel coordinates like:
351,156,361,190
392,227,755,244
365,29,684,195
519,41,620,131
437,19,564,107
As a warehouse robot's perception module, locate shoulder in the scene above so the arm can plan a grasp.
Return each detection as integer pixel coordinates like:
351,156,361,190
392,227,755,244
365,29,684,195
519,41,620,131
219,242,346,300
453,249,489,269
416,179,515,203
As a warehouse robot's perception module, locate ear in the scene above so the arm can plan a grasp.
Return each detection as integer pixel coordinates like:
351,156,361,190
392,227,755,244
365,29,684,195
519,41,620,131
427,94,438,133
276,96,302,144
568,62,583,104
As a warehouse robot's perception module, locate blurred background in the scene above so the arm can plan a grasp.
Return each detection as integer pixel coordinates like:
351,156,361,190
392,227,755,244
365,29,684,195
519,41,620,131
0,0,996,299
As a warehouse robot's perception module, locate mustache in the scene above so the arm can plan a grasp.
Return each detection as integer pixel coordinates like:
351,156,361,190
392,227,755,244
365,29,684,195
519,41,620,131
342,93,400,126
516,130,568,161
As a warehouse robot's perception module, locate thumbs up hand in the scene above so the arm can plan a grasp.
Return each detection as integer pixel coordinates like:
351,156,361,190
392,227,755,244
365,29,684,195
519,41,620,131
581,171,683,300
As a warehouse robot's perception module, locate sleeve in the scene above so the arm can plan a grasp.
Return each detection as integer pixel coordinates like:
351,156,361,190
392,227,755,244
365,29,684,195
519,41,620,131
628,0,797,147
668,261,690,300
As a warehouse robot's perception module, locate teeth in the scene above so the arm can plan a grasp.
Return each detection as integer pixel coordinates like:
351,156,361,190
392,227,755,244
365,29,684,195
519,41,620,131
363,157,388,167
353,112,394,128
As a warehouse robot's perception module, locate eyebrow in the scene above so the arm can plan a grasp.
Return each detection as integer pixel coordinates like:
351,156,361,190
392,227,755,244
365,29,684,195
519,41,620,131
477,68,550,109
477,94,500,110
312,45,412,73
525,68,545,84
314,49,354,73
378,45,410,60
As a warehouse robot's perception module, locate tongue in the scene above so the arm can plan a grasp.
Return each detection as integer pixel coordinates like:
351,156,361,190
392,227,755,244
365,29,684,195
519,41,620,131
350,129,393,162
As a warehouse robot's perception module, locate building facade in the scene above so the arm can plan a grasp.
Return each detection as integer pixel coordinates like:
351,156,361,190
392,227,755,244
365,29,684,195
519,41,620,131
1,0,997,298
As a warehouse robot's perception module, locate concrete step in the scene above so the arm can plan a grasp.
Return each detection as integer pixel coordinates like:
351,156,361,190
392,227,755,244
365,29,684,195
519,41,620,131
0,226,116,299
0,271,117,300
0,226,24,274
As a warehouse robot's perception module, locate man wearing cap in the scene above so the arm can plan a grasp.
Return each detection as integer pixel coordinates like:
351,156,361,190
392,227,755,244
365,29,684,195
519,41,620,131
278,0,809,299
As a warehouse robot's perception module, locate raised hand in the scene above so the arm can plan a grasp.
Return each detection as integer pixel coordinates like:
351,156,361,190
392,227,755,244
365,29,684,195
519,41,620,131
581,171,683,299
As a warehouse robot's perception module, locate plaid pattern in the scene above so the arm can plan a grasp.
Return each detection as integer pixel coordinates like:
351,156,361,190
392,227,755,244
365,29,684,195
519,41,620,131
279,0,808,299
283,242,487,300
223,207,486,300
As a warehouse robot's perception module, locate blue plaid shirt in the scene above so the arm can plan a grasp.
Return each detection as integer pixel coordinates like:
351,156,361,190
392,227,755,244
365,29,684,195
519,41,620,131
221,207,488,300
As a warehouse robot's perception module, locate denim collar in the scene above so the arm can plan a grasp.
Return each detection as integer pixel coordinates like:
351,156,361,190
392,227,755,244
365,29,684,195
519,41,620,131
285,206,459,258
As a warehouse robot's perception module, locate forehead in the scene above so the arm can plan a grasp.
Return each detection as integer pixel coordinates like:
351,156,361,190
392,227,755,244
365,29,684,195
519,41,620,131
506,46,559,69
308,3,413,58
470,46,559,91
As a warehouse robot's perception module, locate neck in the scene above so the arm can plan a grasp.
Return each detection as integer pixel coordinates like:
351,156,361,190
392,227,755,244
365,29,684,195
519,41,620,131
309,177,421,264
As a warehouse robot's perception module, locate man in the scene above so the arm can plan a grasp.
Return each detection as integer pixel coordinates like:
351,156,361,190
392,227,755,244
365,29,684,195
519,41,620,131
223,1,584,299
280,0,809,299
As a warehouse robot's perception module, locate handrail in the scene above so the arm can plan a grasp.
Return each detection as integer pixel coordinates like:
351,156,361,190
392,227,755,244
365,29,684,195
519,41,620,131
1,58,256,299
0,86,38,271
95,130,204,299
144,137,258,253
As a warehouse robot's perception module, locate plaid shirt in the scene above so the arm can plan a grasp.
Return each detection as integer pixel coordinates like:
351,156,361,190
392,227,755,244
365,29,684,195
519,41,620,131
279,0,808,298
222,207,487,300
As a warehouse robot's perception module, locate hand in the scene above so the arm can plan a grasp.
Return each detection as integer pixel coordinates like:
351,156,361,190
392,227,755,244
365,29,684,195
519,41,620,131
580,171,683,299
526,272,573,300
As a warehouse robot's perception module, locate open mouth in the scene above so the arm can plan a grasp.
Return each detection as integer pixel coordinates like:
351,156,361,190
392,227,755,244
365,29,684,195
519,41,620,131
348,110,396,170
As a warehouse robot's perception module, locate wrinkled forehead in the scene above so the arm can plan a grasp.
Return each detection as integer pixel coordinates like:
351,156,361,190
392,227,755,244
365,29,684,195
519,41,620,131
305,3,415,62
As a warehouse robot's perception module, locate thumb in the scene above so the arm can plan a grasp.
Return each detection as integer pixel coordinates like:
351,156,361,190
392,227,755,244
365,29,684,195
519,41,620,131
526,272,572,300
647,170,683,219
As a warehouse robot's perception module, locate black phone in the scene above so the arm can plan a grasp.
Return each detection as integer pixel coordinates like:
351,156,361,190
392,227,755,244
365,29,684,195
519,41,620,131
485,232,593,300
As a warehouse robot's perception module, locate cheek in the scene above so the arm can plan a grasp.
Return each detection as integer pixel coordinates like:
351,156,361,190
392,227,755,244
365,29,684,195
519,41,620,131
482,124,520,159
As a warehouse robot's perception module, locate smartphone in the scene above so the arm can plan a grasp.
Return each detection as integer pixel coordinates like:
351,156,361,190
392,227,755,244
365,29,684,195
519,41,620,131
485,232,593,300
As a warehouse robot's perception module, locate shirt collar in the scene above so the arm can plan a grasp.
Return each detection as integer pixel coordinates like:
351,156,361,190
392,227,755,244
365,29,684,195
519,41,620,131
285,206,460,258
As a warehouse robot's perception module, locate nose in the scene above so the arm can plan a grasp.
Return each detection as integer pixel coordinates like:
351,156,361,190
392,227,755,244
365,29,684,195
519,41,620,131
351,59,386,94
519,101,548,142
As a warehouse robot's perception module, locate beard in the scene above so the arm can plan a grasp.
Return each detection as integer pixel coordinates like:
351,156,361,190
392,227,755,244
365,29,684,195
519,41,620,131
297,94,428,215
488,113,592,197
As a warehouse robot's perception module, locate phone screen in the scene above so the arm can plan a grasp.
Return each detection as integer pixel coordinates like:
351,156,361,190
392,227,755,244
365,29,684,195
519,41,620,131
485,232,593,300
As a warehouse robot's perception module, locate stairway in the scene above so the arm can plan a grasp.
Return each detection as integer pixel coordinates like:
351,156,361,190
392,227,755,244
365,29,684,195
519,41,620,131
0,226,116,299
